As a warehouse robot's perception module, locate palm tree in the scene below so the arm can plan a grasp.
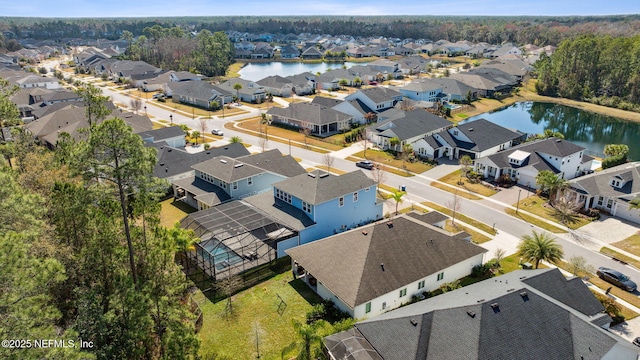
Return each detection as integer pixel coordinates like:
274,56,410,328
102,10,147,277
536,170,568,204
190,130,200,145
389,137,400,152
391,190,405,215
281,320,327,360
233,83,243,104
517,230,564,269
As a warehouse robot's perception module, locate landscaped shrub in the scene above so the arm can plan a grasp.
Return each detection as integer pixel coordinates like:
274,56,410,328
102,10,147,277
306,303,326,324
602,153,627,169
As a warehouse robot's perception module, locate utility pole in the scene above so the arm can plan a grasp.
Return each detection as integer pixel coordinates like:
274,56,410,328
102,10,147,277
516,189,522,214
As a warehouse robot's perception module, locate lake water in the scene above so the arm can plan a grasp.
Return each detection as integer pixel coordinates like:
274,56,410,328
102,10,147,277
238,61,360,81
464,101,640,160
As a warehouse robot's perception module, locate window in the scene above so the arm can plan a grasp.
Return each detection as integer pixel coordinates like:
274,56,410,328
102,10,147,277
247,177,253,186
399,288,407,297
597,196,604,206
437,272,444,281
353,192,358,202
607,199,613,209
365,302,371,313
302,201,313,214
339,197,344,207
276,189,292,204
232,181,238,190
418,280,425,290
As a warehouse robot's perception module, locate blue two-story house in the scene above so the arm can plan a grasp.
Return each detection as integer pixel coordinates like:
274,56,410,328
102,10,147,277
172,149,305,210
265,169,384,246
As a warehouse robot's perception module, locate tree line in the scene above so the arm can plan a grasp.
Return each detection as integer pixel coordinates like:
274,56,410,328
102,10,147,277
0,86,200,359
534,34,640,112
122,25,234,77
2,15,640,47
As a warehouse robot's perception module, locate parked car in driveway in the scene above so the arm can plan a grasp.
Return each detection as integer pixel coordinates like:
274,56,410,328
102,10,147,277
355,160,374,170
597,267,637,292
211,129,224,136
633,337,640,347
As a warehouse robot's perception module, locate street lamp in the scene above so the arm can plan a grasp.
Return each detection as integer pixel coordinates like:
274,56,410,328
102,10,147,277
516,189,522,214
169,114,173,125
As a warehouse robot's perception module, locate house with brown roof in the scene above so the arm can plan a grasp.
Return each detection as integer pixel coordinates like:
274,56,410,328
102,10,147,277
287,212,486,319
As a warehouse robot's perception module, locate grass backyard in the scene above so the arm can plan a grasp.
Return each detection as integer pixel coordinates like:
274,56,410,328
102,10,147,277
510,195,593,230
197,269,345,359
421,200,497,236
159,198,196,228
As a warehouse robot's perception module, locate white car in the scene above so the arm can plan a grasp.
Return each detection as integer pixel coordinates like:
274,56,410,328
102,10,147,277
211,129,224,136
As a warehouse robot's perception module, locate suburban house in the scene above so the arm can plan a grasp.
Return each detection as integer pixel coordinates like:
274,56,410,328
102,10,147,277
256,75,294,97
268,170,383,245
139,71,173,92
474,137,594,187
178,169,383,284
566,162,640,224
168,81,232,109
311,96,375,125
345,87,403,111
287,212,486,319
286,72,317,95
399,79,443,102
430,77,479,102
324,268,635,360
138,126,186,148
450,71,512,98
367,109,452,151
280,45,300,59
301,46,323,59
267,102,354,136
218,79,267,103
148,141,250,183
170,71,205,82
414,119,524,160
172,149,305,210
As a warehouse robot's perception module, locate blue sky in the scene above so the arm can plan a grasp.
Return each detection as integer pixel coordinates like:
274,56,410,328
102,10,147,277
1,0,639,17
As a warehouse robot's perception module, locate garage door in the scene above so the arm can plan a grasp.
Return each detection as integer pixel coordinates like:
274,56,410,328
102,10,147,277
614,202,640,224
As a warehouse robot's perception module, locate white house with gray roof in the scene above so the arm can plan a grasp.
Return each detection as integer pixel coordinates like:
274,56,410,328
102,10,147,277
413,118,524,160
287,212,485,319
267,102,353,136
473,137,594,188
566,162,640,224
367,109,452,151
345,87,403,111
325,268,635,360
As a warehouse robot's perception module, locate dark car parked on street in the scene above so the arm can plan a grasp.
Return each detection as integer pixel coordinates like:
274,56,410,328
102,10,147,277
355,160,374,170
597,267,637,292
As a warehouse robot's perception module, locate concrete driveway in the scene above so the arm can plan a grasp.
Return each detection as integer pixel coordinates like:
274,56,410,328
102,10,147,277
574,216,639,244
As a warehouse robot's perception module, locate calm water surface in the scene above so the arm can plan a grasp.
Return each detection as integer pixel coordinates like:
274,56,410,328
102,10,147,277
464,102,640,160
238,61,360,81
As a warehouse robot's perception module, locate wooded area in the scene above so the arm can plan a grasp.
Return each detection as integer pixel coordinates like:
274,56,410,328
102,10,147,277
0,89,200,359
2,15,640,46
534,35,640,112
123,25,234,77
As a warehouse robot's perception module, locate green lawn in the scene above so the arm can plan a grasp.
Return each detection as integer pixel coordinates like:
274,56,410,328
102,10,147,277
436,169,498,197
159,198,196,229
422,201,497,236
512,196,594,230
198,268,339,359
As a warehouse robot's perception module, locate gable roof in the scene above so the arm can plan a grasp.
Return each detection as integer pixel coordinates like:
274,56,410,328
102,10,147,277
274,170,375,205
191,149,305,182
570,162,640,199
168,81,223,101
287,215,485,308
327,268,634,360
310,96,344,108
255,75,293,89
370,110,451,141
353,87,402,104
267,102,353,125
452,119,522,151
149,142,250,179
483,138,585,173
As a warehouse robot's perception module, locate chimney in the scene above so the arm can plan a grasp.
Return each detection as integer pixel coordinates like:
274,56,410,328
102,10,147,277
387,222,393,228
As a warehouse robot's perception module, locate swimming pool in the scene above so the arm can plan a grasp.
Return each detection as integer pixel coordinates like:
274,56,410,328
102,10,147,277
198,239,244,271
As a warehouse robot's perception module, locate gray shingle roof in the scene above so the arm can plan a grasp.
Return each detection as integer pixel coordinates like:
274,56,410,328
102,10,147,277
286,215,485,308
455,119,522,152
138,126,185,143
310,96,343,108
370,110,451,141
274,170,375,205
483,137,584,173
357,87,402,103
242,191,314,231
149,142,250,179
267,102,353,126
333,268,635,360
570,162,640,199
191,149,305,182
